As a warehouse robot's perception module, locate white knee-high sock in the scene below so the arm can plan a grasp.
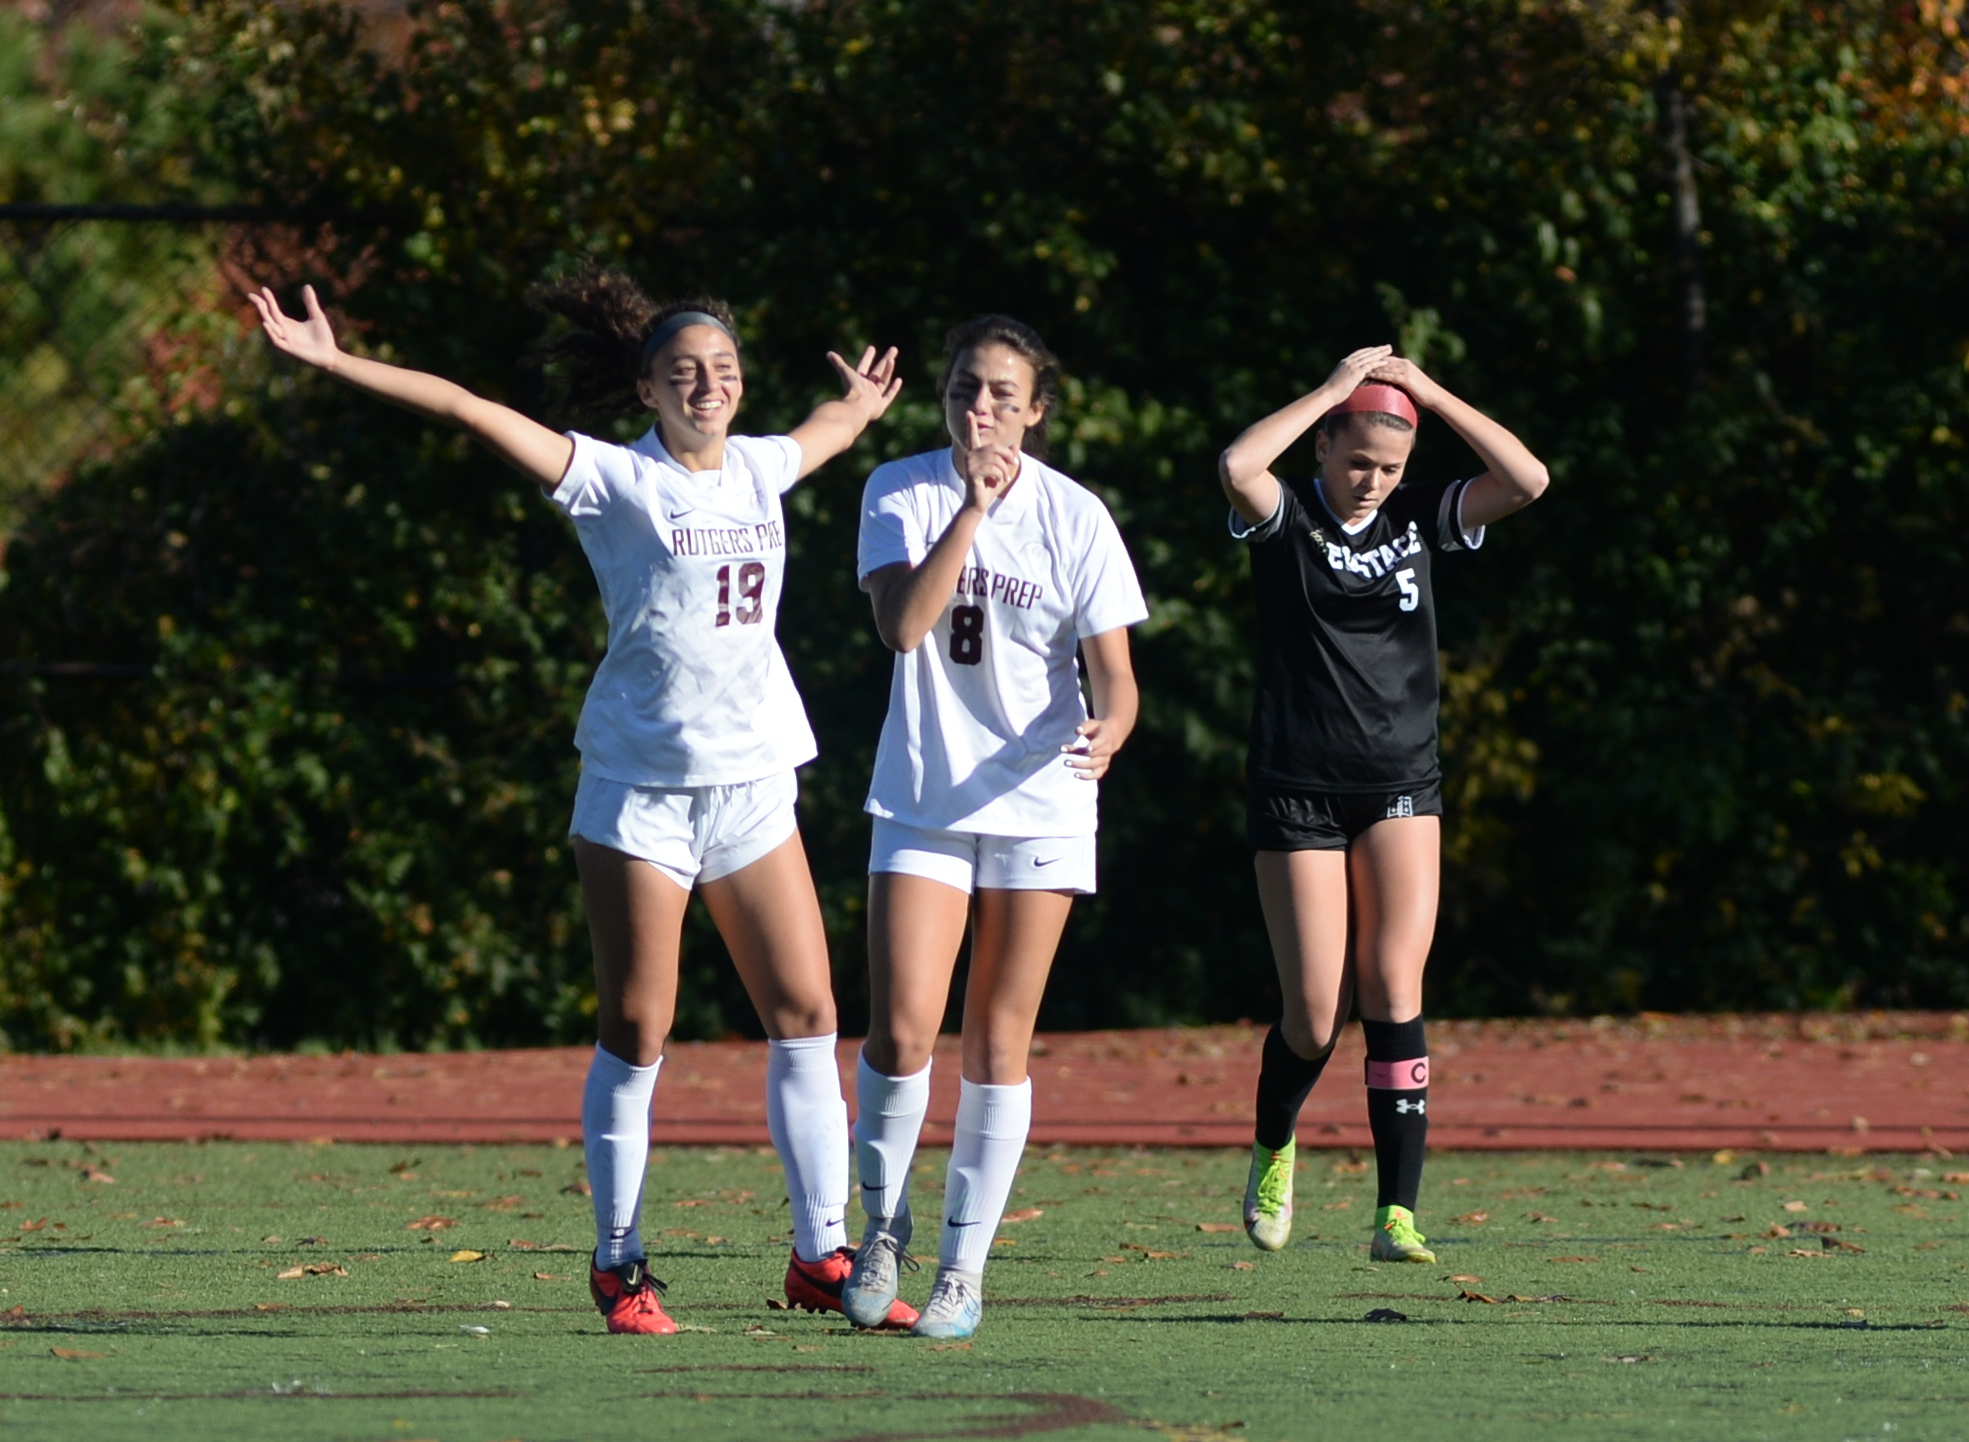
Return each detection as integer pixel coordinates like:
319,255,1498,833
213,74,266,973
581,1044,661,1270
940,1077,1033,1274
853,1050,932,1229
766,1033,850,1262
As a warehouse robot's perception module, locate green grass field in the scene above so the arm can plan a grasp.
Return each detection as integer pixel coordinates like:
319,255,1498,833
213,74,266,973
2,1139,1966,1440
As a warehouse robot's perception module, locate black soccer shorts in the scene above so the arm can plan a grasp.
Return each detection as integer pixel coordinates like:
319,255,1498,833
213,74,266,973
1245,778,1444,852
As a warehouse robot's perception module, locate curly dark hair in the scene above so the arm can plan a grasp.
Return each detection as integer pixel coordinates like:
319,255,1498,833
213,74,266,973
936,314,1062,459
526,265,741,424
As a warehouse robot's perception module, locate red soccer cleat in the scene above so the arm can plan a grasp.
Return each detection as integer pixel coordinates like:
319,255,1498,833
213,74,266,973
784,1245,918,1329
589,1255,678,1335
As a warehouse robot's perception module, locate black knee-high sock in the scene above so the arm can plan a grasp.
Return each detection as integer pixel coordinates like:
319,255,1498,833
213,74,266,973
1252,1023,1333,1151
1362,1017,1428,1210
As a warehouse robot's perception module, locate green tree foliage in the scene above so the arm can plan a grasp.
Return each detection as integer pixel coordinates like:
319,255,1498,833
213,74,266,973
1,0,1965,1048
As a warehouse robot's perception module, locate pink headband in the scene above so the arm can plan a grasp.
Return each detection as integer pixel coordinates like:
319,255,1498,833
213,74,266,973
1332,382,1419,427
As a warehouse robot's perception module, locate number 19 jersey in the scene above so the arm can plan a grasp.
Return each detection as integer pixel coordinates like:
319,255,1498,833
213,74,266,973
549,428,817,788
858,449,1148,837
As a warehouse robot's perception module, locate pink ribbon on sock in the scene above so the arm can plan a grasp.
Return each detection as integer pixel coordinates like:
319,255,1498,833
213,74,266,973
1364,1056,1429,1090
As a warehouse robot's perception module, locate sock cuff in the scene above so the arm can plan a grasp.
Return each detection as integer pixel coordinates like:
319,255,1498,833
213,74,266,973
592,1043,662,1090
768,1032,840,1069
956,1077,1033,1137
1361,1016,1427,1062
856,1048,932,1087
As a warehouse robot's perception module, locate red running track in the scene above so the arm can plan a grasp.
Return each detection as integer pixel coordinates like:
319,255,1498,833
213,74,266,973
5,1014,1968,1152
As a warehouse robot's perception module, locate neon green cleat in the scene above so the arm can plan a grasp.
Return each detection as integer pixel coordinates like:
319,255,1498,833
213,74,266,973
1370,1204,1436,1263
1243,1140,1296,1252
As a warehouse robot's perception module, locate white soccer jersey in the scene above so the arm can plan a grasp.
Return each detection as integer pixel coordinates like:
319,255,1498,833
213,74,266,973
857,449,1149,837
549,428,818,787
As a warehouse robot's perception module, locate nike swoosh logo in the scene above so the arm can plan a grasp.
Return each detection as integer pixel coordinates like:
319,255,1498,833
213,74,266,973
1032,857,1063,868
943,1218,981,1228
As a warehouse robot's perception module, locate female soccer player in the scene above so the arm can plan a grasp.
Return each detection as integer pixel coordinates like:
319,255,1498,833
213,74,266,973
249,272,911,1333
1218,345,1548,1262
839,316,1147,1339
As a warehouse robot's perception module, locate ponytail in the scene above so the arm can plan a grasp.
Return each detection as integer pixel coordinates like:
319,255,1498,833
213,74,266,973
527,265,741,424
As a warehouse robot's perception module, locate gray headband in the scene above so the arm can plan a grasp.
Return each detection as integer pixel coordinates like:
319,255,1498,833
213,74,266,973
640,310,736,368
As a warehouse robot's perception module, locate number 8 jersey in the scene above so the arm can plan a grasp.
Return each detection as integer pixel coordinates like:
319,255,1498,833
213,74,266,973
1233,471,1486,793
549,428,817,787
857,449,1147,837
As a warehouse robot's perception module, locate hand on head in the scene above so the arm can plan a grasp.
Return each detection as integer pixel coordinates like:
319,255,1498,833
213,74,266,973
247,284,342,370
1323,344,1393,396
958,410,1021,512
1364,354,1440,410
828,344,903,423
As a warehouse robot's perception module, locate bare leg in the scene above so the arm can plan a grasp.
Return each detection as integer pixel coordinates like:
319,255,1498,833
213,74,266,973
863,872,971,1077
697,831,837,1040
1253,848,1353,1056
575,838,690,1066
960,888,1076,1084
1347,817,1440,1022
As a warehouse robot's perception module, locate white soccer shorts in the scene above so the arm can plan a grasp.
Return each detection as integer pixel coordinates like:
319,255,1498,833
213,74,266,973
570,769,799,889
868,817,1096,895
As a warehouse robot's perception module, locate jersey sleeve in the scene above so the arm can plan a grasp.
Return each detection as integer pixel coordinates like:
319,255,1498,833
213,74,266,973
1228,483,1294,545
1073,506,1150,638
1393,475,1486,553
737,434,805,496
857,462,927,583
547,432,641,519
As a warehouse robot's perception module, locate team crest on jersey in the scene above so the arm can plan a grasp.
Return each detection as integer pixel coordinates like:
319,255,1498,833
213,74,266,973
1386,795,1414,819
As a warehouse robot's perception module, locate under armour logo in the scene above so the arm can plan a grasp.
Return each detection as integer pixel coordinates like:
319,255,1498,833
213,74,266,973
1387,796,1414,819
1395,1098,1426,1115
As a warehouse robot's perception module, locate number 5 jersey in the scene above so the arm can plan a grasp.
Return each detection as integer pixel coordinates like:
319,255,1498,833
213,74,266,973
1233,471,1486,793
857,449,1147,837
549,429,818,787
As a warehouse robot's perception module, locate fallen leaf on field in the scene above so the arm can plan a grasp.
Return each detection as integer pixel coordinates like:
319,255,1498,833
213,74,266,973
1823,1238,1866,1253
276,1266,306,1279
507,1240,575,1252
674,1198,710,1208
449,1249,486,1263
481,1196,524,1211
704,1236,729,1245
562,1181,592,1197
1102,1255,1127,1264
405,1216,456,1231
1196,1222,1239,1233
79,1168,115,1184
50,1347,107,1359
741,1325,776,1337
1547,1256,1597,1264
532,1272,563,1281
1630,1266,1651,1273
1454,1212,1490,1225
1781,1201,1808,1213
1322,1199,1353,1211
1525,1211,1557,1223
261,1235,281,1244
1786,1249,1828,1259
1944,1173,1969,1183
1446,1274,1483,1283
459,1325,490,1335
18,1220,46,1233
1002,1208,1044,1224
1763,1224,1792,1239
1458,1289,1500,1304
252,1303,285,1312
1604,1354,1650,1364
146,1217,184,1228
1228,1261,1255,1271
792,1345,821,1353
302,1263,347,1277
930,1342,972,1351
1243,1310,1284,1320
353,1253,381,1262
766,1298,791,1311
3,1304,25,1318
993,1238,1017,1247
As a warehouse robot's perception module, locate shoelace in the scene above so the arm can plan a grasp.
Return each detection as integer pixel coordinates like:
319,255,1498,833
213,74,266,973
1254,1154,1292,1215
924,1271,976,1316
860,1232,922,1278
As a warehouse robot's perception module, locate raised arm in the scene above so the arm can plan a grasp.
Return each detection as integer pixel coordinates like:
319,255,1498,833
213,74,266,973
788,345,902,479
250,285,574,490
865,418,1021,653
1367,357,1548,528
1217,345,1393,525
1065,626,1138,782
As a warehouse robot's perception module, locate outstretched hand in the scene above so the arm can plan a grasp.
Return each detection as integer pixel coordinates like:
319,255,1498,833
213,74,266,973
828,345,903,423
1365,354,1444,410
247,284,343,371
957,411,1021,513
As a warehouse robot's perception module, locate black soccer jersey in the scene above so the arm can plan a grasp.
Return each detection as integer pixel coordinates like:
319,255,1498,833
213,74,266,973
1234,472,1485,792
